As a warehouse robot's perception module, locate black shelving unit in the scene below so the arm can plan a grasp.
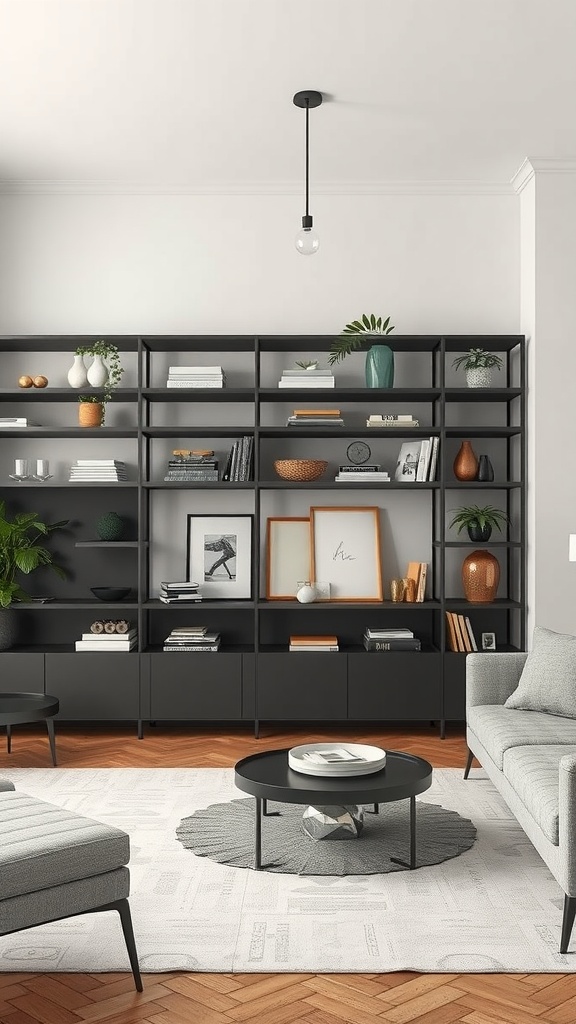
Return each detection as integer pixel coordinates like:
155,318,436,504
0,334,526,737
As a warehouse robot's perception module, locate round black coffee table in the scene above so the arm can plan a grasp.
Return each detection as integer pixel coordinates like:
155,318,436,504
234,748,433,870
0,693,59,766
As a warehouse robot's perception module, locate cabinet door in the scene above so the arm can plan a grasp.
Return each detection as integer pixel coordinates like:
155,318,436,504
0,653,44,693
443,653,467,721
45,653,140,720
348,653,441,720
257,653,347,721
150,653,242,720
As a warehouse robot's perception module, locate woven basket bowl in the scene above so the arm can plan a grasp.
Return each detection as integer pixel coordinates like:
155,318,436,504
274,459,328,482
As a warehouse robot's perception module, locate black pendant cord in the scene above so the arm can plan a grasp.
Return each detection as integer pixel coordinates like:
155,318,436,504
305,100,310,219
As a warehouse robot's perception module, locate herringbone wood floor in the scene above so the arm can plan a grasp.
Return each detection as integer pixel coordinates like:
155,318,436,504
2,722,576,1024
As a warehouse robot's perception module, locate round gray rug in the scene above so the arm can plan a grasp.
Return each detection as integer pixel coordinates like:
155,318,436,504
176,798,477,875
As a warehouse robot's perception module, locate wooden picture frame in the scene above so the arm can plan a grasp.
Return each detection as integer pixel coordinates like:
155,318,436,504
310,506,383,602
265,517,311,600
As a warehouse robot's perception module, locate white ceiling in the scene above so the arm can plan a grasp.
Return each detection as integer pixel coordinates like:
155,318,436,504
2,0,576,186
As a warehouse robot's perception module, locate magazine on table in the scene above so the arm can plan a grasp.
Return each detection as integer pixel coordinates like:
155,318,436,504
302,747,367,765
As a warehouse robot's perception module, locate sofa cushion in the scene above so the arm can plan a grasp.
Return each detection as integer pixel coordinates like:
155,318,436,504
502,745,575,845
468,705,576,769
0,792,130,900
505,626,576,718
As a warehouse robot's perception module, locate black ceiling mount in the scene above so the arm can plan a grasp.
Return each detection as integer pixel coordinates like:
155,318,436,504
293,90,323,109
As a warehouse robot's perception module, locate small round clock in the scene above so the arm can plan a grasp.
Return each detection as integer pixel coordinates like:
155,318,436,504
347,440,371,465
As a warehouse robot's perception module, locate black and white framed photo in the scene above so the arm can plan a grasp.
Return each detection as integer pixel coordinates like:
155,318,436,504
310,506,383,602
481,631,496,651
186,515,253,599
394,441,421,482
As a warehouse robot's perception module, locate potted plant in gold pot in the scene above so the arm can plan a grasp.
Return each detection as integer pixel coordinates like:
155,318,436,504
75,340,124,426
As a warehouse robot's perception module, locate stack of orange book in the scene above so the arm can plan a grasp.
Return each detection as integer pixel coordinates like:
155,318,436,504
289,635,339,652
405,561,428,603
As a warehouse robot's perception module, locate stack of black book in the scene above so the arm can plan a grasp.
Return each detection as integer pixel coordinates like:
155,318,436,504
222,436,253,481
163,627,221,652
159,581,202,604
363,628,421,651
164,452,218,483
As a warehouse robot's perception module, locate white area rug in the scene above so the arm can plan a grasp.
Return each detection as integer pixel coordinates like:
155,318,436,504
0,766,572,974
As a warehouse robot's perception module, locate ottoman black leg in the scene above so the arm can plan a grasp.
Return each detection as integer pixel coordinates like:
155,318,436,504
390,796,417,870
6,725,11,754
46,718,57,767
254,797,262,870
561,895,576,954
464,748,474,780
116,899,143,991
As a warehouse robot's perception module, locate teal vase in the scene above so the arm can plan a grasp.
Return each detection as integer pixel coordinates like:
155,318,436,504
365,344,394,388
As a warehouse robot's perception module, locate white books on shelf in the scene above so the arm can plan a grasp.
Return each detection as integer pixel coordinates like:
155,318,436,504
81,630,137,641
279,380,335,388
166,381,223,388
75,640,136,651
168,366,223,374
416,439,430,481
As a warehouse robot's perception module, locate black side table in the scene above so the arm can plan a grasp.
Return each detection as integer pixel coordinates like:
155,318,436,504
235,748,433,870
0,693,59,766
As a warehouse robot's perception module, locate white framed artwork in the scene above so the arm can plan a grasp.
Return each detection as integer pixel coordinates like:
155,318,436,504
310,506,383,602
186,514,253,599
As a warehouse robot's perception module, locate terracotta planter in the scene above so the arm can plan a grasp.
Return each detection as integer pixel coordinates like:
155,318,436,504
462,549,500,603
79,402,103,427
453,440,478,481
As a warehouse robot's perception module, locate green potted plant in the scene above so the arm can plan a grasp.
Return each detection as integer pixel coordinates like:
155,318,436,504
74,340,124,425
0,501,68,650
452,348,503,388
448,504,510,542
328,314,395,388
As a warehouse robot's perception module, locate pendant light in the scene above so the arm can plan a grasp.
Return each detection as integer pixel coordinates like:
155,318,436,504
293,90,323,255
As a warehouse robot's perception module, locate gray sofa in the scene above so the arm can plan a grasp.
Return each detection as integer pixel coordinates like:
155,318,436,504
465,652,576,952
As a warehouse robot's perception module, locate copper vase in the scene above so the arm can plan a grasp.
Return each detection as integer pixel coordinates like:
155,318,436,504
453,440,478,481
462,549,500,603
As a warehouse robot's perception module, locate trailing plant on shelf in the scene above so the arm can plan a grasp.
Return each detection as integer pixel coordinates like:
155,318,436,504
452,348,503,388
328,314,396,388
74,340,124,423
448,504,510,543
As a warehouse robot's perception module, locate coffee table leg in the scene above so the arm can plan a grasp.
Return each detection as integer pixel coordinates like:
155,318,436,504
6,725,11,754
366,803,379,814
263,799,281,817
390,796,417,870
254,797,262,870
46,718,57,767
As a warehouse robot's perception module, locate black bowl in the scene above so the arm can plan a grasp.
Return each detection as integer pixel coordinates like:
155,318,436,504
90,587,131,602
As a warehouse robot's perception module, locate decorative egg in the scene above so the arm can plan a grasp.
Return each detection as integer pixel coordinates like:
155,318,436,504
18,375,34,388
33,375,48,388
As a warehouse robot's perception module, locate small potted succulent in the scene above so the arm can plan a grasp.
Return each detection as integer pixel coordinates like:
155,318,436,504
448,504,510,542
0,501,68,650
295,360,319,371
329,314,395,387
452,348,503,388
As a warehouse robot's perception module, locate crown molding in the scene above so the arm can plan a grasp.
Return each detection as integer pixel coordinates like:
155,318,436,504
0,178,514,197
512,158,576,194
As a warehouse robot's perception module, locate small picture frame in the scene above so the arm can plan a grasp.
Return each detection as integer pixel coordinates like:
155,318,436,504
481,632,496,651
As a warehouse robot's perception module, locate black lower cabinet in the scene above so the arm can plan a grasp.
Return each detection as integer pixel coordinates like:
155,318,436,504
149,653,243,720
45,653,140,720
257,654,347,721
443,653,467,721
0,654,45,693
348,653,442,720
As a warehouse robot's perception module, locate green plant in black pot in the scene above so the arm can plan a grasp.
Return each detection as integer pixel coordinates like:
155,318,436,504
448,505,510,543
329,314,395,388
0,501,68,650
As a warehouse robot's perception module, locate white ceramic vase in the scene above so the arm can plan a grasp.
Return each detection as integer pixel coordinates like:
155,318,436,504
67,354,88,388
87,354,109,387
296,582,317,604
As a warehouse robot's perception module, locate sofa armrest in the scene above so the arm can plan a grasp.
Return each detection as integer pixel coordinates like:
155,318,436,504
0,779,15,792
466,652,528,710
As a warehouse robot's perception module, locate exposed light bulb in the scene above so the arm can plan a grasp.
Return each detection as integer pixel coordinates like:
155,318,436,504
295,226,320,255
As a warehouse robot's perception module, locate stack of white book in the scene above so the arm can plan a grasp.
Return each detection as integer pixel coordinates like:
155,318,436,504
0,417,29,428
335,465,390,483
75,628,137,652
69,460,128,482
166,366,225,388
366,414,419,428
159,581,202,603
278,367,335,389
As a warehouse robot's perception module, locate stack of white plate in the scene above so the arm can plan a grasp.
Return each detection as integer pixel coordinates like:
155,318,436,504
288,743,387,778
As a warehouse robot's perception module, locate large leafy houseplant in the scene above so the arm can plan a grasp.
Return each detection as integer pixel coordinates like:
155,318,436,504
75,340,124,424
328,314,395,365
0,501,68,607
448,504,510,542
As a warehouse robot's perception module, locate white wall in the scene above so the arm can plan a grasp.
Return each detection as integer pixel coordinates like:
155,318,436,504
0,189,520,594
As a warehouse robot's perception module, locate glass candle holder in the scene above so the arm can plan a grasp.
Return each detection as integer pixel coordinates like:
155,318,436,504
9,459,31,481
32,459,52,481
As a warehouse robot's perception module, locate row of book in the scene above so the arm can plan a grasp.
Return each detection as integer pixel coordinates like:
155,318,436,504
163,626,220,652
222,436,254,481
405,561,428,603
166,365,225,388
70,459,128,482
164,452,218,483
278,367,335,389
287,408,343,427
159,581,202,604
75,627,137,652
395,438,439,482
446,611,478,652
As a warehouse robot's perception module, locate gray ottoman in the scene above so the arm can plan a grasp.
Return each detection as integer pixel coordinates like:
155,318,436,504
0,779,141,989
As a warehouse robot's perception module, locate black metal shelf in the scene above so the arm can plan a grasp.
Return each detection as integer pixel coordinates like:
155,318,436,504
260,426,439,439
2,481,138,488
259,387,441,403
0,336,140,351
445,426,521,437
258,600,441,610
75,541,142,548
142,388,254,402
444,598,522,610
444,388,522,403
0,388,139,402
260,480,440,489
143,599,255,610
14,600,139,610
443,481,522,489
143,481,254,490
141,336,256,352
435,541,522,548
141,426,253,438
0,427,137,438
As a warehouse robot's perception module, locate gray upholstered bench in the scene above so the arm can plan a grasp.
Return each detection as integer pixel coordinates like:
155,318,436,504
0,779,142,989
